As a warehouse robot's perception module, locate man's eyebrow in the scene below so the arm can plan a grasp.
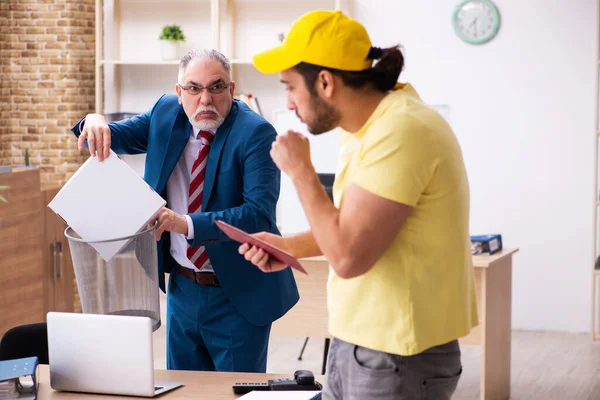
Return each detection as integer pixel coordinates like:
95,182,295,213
187,78,225,87
208,78,225,86
280,79,289,84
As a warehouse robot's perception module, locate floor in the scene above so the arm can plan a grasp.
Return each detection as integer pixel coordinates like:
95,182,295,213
153,291,600,399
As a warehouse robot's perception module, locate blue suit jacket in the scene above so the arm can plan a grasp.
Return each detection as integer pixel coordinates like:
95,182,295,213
72,96,299,326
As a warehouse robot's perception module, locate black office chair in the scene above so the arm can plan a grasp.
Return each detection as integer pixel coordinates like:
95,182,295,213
317,173,335,202
0,322,49,364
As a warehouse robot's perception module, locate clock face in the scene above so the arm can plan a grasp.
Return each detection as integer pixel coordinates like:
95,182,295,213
452,0,500,45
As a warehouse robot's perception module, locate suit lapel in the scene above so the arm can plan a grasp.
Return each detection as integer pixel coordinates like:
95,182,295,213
156,106,190,194
202,101,238,211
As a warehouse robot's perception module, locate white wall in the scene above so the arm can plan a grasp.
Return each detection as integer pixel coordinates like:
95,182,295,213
350,0,596,332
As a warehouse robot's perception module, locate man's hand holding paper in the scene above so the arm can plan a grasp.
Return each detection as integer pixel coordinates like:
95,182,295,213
151,207,189,241
77,113,111,161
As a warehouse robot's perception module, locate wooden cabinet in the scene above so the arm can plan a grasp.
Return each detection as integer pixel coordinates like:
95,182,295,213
0,168,74,338
42,187,75,316
0,168,45,338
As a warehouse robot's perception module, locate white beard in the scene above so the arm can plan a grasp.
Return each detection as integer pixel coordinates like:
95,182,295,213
189,106,225,132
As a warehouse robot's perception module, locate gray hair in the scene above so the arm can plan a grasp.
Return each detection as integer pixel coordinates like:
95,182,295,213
178,49,232,83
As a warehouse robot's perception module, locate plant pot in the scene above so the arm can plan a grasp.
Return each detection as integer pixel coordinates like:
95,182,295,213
160,40,180,61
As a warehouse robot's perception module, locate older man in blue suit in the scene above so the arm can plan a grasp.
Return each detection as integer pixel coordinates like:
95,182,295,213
71,49,299,372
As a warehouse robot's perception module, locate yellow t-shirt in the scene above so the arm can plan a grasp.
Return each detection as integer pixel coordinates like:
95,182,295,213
328,83,478,356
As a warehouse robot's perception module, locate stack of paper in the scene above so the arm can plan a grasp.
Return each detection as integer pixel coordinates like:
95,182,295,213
0,379,18,399
48,150,166,262
235,93,262,116
239,392,321,399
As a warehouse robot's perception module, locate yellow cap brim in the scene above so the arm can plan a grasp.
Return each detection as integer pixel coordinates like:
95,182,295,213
253,44,302,74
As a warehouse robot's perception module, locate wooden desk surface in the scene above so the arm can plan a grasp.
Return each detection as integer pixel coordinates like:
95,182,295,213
472,248,519,268
37,365,325,399
302,248,519,268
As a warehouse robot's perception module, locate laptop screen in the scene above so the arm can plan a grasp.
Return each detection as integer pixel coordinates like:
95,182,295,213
47,312,156,397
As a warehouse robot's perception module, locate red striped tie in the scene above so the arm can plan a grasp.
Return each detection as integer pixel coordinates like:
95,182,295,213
187,130,215,270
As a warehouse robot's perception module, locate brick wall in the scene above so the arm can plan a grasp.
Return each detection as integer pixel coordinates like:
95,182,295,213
1,0,96,186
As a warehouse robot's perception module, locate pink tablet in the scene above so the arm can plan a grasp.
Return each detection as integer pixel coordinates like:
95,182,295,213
215,220,308,275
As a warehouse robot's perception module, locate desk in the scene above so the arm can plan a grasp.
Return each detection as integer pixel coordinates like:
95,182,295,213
272,249,518,400
36,365,325,399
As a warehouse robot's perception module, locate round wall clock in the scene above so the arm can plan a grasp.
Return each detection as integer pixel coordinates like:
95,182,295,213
452,0,501,45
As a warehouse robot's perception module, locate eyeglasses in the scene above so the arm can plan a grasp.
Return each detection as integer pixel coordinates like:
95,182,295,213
177,82,232,96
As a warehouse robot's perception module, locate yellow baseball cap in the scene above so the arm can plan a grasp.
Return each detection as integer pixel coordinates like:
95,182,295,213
253,10,373,74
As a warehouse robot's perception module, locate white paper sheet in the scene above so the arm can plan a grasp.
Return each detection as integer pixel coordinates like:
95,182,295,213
239,391,321,399
48,150,166,261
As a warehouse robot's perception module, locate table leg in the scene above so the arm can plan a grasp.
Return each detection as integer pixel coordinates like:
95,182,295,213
298,337,309,360
322,338,330,375
480,258,512,400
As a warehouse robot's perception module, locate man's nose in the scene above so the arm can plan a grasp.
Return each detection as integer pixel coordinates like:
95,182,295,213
200,89,212,105
286,96,295,111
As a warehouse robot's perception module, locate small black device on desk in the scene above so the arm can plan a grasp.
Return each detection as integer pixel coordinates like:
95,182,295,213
232,369,323,394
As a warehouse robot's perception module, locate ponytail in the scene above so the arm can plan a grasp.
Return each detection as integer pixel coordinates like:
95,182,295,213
293,45,405,94
370,46,404,92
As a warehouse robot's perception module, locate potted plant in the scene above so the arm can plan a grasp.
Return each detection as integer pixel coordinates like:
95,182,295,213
23,149,36,167
159,24,186,61
14,149,36,169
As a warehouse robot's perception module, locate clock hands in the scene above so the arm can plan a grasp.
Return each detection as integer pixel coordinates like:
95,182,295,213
469,17,478,38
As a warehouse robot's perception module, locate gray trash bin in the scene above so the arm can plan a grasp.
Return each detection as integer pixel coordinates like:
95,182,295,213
64,224,161,331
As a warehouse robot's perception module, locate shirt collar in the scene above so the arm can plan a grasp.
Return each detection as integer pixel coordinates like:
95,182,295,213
191,126,215,140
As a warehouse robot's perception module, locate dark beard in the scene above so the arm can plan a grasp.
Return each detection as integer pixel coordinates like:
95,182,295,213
305,93,340,135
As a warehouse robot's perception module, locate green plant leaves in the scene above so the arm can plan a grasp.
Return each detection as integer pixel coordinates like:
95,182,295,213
159,24,186,42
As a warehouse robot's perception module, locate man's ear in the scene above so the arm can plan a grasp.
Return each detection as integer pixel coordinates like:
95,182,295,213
317,70,335,99
175,84,182,104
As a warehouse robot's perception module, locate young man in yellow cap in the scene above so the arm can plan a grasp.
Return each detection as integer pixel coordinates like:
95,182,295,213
241,10,478,399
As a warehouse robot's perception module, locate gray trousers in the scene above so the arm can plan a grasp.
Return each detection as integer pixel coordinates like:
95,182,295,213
323,337,462,400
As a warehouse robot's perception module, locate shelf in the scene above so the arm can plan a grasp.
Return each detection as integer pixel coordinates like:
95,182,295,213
95,0,341,119
99,59,254,66
100,60,179,65
231,59,254,65
118,0,315,3
115,0,210,3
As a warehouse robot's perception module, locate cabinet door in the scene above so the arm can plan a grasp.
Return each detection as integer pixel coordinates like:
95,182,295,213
0,169,45,338
43,188,74,314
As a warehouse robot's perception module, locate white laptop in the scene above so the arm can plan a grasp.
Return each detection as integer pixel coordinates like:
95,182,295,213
47,150,166,262
47,312,183,397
